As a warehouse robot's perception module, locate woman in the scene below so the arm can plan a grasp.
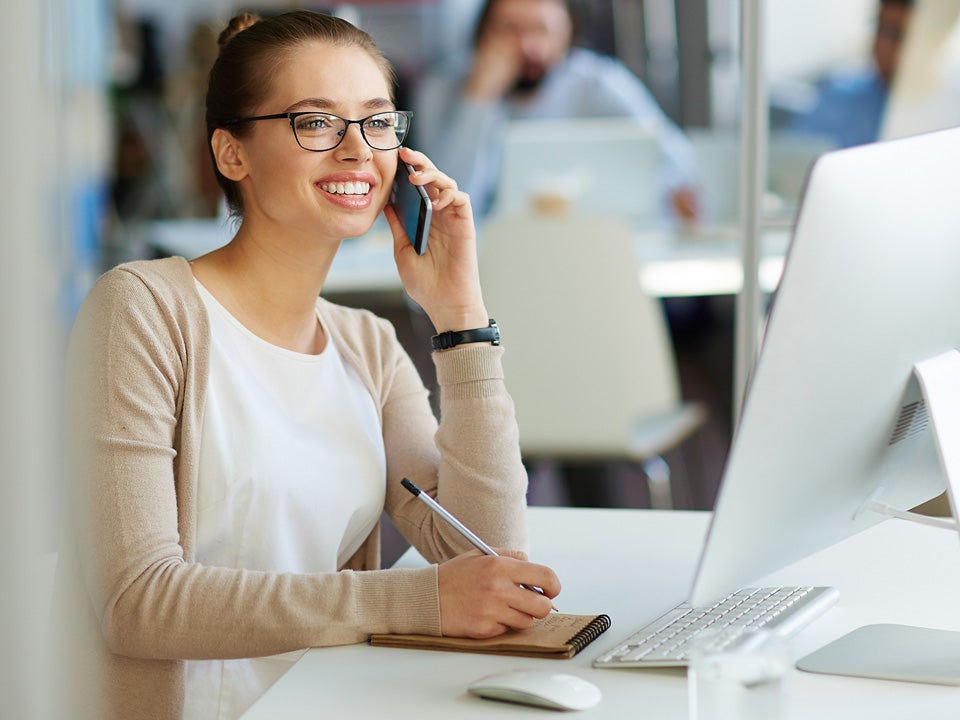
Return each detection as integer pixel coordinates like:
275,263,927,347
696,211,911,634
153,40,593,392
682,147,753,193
59,11,559,720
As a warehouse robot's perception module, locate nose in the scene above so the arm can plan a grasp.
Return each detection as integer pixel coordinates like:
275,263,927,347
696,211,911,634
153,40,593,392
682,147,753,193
333,121,372,161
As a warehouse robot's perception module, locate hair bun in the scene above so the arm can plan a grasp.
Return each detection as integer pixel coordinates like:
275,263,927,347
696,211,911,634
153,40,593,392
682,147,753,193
218,12,262,48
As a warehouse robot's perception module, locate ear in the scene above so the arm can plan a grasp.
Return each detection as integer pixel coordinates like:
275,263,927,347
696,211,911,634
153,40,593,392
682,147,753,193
210,128,248,182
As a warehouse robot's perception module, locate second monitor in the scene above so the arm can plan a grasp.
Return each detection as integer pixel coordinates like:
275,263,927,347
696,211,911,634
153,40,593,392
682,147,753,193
491,117,663,221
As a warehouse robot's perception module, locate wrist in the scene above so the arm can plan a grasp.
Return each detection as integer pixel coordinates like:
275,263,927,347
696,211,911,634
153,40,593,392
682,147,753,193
431,307,490,335
431,318,500,352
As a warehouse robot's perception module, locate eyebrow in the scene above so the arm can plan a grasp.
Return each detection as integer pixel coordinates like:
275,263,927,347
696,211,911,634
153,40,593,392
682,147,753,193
283,97,395,113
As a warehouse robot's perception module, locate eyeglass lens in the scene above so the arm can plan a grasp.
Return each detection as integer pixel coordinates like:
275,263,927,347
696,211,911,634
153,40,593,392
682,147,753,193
293,111,408,151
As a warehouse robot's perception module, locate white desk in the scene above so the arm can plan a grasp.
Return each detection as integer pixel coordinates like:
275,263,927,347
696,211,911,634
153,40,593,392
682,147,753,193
634,224,787,297
144,218,788,299
241,507,960,719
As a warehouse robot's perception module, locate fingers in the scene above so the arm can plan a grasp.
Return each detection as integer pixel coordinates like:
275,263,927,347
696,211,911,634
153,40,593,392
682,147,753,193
398,148,454,191
397,147,472,213
397,147,439,179
437,552,562,639
459,605,542,640
494,551,561,600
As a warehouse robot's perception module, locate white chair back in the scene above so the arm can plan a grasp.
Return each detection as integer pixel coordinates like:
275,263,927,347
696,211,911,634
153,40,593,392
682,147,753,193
478,215,681,458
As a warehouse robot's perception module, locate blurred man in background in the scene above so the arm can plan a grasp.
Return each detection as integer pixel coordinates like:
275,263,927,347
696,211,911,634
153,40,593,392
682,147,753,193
414,0,701,222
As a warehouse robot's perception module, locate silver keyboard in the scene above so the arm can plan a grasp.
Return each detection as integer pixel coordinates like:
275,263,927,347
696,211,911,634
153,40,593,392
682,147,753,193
593,585,839,668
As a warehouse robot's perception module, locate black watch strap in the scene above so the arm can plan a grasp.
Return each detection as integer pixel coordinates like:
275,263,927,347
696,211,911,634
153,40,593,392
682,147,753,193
431,318,500,351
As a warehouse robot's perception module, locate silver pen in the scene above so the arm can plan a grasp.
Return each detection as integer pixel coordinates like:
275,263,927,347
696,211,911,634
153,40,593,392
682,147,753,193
400,478,557,611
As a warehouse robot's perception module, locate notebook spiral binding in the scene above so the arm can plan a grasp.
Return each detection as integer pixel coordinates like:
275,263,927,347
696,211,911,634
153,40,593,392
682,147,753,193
568,614,612,653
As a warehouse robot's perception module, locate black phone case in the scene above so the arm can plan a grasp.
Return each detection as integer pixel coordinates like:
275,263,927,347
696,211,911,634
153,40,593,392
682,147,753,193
392,161,432,255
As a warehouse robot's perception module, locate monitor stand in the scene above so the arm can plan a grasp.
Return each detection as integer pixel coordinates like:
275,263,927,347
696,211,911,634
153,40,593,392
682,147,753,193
799,349,960,685
861,348,960,530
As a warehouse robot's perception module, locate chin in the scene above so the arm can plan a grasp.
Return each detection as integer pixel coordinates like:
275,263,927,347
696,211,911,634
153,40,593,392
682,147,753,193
337,215,380,241
315,202,382,240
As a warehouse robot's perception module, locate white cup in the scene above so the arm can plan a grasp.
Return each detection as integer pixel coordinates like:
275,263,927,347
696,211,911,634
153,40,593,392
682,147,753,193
687,629,790,720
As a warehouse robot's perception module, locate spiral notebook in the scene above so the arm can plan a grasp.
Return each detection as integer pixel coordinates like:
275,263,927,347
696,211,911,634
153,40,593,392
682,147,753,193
369,613,611,659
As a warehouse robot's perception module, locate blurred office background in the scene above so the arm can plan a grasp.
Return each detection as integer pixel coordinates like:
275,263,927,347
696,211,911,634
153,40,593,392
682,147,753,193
4,0,960,715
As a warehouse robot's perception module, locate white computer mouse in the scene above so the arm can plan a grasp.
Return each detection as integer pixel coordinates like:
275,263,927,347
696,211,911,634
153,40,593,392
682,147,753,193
467,669,602,711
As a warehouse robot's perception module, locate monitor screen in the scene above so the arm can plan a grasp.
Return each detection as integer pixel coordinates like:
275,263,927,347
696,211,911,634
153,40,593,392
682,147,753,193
690,126,960,606
492,118,662,220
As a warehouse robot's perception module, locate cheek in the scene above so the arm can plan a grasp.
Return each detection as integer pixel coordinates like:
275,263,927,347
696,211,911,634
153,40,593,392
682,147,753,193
379,153,399,195
245,156,314,213
246,143,289,183
384,151,399,180
259,152,315,195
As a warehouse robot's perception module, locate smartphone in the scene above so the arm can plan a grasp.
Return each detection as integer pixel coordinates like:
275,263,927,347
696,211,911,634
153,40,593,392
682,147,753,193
391,160,432,255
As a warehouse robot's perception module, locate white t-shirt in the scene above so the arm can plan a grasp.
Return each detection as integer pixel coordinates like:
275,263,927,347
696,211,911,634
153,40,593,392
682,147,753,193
184,281,386,720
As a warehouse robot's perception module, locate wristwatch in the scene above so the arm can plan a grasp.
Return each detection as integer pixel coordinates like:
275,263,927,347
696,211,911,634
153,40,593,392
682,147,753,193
431,318,500,351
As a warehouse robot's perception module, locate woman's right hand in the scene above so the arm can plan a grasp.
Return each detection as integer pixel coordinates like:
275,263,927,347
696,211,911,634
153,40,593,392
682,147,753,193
437,550,561,638
386,148,489,336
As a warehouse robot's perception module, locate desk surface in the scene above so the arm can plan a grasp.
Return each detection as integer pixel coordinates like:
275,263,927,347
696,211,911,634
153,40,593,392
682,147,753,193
241,507,960,719
145,218,789,299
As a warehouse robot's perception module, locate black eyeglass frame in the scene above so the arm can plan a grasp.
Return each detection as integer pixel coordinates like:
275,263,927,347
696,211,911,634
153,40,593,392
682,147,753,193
222,110,412,152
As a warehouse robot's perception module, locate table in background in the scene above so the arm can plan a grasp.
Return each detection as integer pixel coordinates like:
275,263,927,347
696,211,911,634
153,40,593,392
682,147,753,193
241,507,960,719
144,217,790,299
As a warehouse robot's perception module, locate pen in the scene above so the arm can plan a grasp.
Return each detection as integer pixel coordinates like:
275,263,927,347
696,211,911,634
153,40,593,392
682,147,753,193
401,477,558,611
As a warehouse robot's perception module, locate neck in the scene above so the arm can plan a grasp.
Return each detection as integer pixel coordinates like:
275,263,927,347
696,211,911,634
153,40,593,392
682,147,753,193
191,219,339,354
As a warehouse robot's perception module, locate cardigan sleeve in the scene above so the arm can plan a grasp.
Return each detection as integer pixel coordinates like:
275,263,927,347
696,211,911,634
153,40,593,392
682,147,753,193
319,301,529,564
376,335,530,563
65,265,445,661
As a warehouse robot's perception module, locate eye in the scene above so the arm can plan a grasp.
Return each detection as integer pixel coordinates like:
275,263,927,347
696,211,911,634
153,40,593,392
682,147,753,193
295,113,338,133
363,113,396,132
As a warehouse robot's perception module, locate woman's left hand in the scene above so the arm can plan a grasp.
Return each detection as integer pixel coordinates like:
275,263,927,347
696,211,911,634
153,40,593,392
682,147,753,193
383,147,489,334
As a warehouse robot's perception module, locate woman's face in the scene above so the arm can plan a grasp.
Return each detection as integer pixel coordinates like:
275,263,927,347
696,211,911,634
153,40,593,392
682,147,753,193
233,41,398,242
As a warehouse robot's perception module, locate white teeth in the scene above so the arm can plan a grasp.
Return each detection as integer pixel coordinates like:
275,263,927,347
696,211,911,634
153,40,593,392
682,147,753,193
321,181,370,196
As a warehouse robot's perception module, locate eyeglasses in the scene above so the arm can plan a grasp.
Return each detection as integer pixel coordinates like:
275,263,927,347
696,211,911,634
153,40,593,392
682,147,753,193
223,110,411,152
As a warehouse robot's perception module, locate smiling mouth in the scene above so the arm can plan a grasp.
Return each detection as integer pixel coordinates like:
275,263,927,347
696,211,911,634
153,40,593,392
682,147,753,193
319,181,371,196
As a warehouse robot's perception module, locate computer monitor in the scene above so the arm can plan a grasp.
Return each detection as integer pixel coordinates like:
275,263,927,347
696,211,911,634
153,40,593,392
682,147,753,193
690,126,960,607
491,118,662,221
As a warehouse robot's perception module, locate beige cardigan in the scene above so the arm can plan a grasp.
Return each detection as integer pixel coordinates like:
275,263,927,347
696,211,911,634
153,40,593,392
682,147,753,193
57,257,528,720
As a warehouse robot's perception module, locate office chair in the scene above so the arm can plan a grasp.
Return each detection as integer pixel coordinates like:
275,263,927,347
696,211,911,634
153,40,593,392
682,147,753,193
477,216,707,509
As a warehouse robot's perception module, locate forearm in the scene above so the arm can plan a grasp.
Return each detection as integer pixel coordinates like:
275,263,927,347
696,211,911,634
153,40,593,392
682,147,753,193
99,561,441,660
72,413,444,660
385,344,529,561
433,345,528,548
